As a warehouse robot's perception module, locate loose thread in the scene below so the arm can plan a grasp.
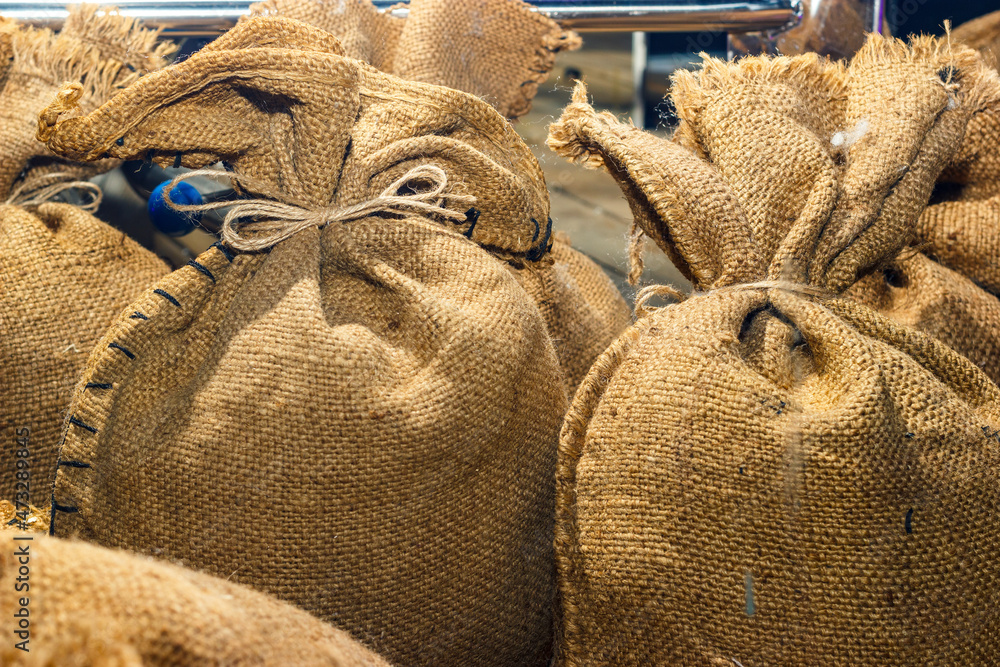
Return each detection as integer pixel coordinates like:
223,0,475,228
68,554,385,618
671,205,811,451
5,172,103,213
627,220,646,286
635,284,688,319
163,165,477,253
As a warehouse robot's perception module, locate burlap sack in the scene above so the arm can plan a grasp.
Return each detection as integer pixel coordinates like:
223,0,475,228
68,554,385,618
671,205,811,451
251,0,626,392
546,37,1000,664
661,33,1000,385
0,534,391,666
0,10,170,507
509,233,632,391
39,17,566,667
250,0,580,120
894,16,1000,301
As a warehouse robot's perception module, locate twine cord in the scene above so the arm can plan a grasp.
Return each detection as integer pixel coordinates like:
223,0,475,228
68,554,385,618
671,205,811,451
5,172,103,213
635,279,835,318
163,165,477,252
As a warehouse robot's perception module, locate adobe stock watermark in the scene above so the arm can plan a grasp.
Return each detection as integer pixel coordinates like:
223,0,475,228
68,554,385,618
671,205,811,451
12,427,32,653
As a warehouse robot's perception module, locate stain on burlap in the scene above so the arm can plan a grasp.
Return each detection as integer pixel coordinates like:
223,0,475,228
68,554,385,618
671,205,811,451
251,0,627,394
39,17,567,667
0,9,170,507
546,36,1000,664
0,534,391,666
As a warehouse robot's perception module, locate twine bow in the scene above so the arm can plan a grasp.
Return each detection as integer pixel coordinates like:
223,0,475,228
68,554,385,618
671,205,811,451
5,172,103,212
164,165,478,253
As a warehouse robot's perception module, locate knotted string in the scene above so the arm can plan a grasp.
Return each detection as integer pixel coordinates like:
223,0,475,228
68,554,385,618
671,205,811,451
5,172,102,212
163,165,477,253
634,280,836,319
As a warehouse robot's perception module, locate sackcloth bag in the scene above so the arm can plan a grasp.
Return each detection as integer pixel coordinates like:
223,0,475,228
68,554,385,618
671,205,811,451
0,7,170,507
39,17,567,666
545,36,1000,664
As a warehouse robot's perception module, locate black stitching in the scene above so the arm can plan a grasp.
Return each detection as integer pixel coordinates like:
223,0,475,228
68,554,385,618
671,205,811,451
173,153,183,168
211,241,235,262
68,416,97,434
462,208,480,239
57,460,91,469
52,502,78,514
525,216,553,262
154,288,181,307
108,343,135,360
530,218,539,243
905,508,914,534
115,137,124,146
186,260,216,283
85,382,112,390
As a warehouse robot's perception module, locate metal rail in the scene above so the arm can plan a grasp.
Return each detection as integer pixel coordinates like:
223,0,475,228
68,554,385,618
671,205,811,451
0,0,800,34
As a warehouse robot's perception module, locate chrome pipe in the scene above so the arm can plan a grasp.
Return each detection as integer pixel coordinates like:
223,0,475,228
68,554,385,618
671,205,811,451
0,0,799,34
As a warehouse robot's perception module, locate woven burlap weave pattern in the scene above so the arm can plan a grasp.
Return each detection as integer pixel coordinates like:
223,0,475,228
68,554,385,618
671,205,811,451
509,233,631,391
0,534,391,666
250,0,580,120
249,0,627,393
894,14,1000,306
546,37,1000,664
656,28,1000,386
0,10,170,506
41,17,567,666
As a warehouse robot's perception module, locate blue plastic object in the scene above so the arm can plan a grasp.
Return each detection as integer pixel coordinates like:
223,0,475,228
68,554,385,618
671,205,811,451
148,180,203,237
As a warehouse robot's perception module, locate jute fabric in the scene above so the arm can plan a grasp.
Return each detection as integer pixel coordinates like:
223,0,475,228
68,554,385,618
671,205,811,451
546,36,1000,664
249,0,580,120
248,0,625,393
0,9,170,506
0,534,392,666
40,17,567,667
898,16,1000,302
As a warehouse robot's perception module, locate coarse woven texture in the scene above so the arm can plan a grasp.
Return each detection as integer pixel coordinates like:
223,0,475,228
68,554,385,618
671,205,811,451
0,5,173,196
546,36,1000,664
0,9,171,507
250,0,580,119
40,17,568,667
0,202,169,505
249,0,624,395
249,0,622,392
847,252,1000,383
0,534,392,666
904,17,1000,298
657,29,1000,386
510,232,631,393
251,0,616,395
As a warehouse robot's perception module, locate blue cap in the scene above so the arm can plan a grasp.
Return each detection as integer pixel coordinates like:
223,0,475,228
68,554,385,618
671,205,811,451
148,180,204,237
